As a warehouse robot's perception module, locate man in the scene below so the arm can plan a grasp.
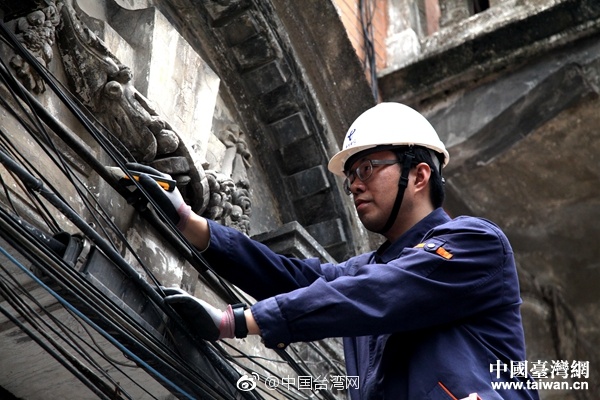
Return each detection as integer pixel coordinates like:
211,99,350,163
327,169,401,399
133,102,539,399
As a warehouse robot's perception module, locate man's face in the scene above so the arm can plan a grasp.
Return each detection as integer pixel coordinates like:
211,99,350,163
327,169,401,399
345,150,402,232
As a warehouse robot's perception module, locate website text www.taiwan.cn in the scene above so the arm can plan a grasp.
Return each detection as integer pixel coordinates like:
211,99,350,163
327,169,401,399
490,359,590,391
235,359,590,393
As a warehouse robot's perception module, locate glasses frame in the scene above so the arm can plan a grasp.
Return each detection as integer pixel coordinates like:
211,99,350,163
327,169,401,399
343,159,400,195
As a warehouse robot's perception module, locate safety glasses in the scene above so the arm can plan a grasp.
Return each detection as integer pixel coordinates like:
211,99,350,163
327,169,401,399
343,159,400,195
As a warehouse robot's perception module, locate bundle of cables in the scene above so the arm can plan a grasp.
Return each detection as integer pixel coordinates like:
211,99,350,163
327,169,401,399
0,16,343,400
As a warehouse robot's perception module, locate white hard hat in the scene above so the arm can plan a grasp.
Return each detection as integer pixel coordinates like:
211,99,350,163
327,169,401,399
328,102,449,176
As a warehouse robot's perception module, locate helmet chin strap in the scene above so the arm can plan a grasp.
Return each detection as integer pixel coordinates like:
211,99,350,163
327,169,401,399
377,148,415,234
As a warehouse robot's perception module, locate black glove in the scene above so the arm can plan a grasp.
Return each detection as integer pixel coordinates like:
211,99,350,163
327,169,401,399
160,287,248,341
125,163,191,230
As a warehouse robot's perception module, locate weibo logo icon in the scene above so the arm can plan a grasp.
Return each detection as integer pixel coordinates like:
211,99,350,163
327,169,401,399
236,372,259,391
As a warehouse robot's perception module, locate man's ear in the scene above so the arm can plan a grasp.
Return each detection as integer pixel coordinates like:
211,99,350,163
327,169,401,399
413,162,432,190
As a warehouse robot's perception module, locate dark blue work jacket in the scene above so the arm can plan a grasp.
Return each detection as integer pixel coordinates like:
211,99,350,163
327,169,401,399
203,208,539,400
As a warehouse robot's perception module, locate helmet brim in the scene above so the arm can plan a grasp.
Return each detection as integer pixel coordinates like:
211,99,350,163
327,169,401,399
328,144,379,177
328,143,449,177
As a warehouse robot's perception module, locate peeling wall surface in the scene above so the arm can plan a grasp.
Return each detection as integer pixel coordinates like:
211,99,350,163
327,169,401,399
0,0,598,399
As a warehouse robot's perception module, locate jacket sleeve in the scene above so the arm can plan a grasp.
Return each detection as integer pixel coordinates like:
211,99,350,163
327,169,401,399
201,219,347,299
251,217,523,349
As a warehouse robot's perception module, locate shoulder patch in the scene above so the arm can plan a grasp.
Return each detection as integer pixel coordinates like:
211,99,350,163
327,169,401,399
415,240,453,260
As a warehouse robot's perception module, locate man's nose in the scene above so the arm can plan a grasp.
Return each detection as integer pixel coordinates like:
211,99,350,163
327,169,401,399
349,178,366,194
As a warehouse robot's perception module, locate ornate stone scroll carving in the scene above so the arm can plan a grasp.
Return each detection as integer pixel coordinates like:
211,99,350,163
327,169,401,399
11,0,253,228
203,125,252,234
53,0,208,210
97,64,180,163
55,1,178,162
8,1,61,94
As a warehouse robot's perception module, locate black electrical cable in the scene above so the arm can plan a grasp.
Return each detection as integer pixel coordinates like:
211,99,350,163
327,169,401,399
0,109,156,288
0,70,250,399
0,64,86,224
0,133,62,233
0,211,237,400
0,210,230,400
0,138,234,396
0,54,120,239
0,148,166,313
0,21,262,399
0,305,114,400
0,20,247,314
0,276,133,399
0,153,55,233
0,242,205,400
0,29,253,376
0,47,242,307
0,65,133,255
0,157,262,400
215,341,310,400
2,14,344,400
0,25,130,167
0,15,225,294
0,278,131,400
0,70,171,298
305,342,345,376
0,263,158,399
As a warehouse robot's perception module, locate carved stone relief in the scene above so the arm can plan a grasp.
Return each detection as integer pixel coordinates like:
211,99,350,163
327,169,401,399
97,64,181,163
8,2,61,94
55,2,178,162
51,0,213,211
203,124,252,235
6,0,254,233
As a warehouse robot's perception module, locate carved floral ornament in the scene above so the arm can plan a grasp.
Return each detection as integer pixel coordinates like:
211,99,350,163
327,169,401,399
206,124,253,235
8,1,60,94
7,0,253,234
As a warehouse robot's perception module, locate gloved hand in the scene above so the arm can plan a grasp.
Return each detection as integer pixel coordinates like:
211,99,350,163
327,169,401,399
160,287,244,341
125,163,191,230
